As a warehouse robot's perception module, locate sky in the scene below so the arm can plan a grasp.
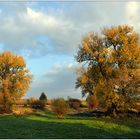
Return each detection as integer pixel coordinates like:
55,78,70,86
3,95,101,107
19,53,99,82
0,0,139,99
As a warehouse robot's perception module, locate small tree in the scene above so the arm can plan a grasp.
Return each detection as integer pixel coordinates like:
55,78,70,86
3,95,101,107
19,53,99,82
52,98,69,118
39,92,47,101
0,51,32,113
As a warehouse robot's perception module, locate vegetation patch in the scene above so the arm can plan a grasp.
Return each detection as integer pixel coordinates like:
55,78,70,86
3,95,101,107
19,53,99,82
0,110,139,139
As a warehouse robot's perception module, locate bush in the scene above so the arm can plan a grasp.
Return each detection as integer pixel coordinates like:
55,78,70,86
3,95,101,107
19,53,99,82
80,101,88,108
23,101,28,107
16,99,28,107
46,99,52,105
31,100,46,110
68,98,81,110
13,107,33,116
27,97,37,106
86,95,99,111
52,98,69,118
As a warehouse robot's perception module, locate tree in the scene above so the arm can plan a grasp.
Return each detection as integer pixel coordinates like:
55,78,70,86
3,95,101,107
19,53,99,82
39,92,47,101
75,25,140,116
0,51,32,112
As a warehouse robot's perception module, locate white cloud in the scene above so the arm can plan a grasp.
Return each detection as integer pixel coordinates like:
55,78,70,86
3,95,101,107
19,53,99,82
26,63,81,99
0,2,133,57
25,7,63,33
125,1,140,31
1,1,140,99
0,3,82,57
126,1,140,16
0,4,66,57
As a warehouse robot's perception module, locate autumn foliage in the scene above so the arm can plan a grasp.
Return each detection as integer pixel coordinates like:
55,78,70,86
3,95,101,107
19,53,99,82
52,98,69,118
76,25,140,116
0,51,32,112
86,95,99,111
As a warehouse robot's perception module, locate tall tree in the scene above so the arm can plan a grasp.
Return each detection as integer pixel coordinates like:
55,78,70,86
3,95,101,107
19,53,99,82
0,51,32,112
76,25,140,116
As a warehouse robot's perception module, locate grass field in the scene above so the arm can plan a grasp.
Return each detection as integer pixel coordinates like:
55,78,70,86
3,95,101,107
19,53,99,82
0,110,139,139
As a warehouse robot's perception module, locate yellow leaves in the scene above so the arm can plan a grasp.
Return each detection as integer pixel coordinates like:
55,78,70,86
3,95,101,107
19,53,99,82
13,56,26,67
0,51,26,68
13,107,33,116
82,38,92,54
82,32,103,57
103,25,140,69
0,51,32,107
2,79,9,86
98,48,108,63
103,28,118,44
77,70,89,86
76,24,140,113
81,74,89,84
103,25,134,49
103,25,133,38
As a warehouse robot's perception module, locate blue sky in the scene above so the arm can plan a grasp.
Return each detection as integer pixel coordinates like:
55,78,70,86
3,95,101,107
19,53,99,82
0,1,139,99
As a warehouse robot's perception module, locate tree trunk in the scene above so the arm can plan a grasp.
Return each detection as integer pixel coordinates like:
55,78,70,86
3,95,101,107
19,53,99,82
112,108,117,117
2,81,12,113
107,103,117,117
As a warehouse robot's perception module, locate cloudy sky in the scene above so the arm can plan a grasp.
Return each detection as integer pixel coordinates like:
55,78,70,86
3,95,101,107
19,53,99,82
0,1,139,99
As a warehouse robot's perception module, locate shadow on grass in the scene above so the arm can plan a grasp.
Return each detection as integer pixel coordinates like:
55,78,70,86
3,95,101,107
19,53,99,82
28,110,140,136
0,116,139,139
27,109,140,135
66,114,140,132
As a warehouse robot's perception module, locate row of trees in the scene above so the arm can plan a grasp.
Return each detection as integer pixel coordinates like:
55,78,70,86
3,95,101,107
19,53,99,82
0,24,139,117
76,25,140,116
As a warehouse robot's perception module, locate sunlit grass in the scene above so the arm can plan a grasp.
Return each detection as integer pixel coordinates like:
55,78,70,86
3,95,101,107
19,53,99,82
0,110,139,139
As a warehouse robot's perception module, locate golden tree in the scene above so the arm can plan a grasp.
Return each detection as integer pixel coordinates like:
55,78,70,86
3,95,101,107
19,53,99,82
76,25,140,116
0,51,32,112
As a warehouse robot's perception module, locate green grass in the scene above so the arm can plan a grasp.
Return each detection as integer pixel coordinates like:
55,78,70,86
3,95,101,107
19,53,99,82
0,110,139,139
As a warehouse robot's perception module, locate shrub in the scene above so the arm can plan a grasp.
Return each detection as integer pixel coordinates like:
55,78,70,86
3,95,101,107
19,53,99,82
46,99,52,105
86,95,99,111
23,100,28,107
52,98,69,118
80,101,88,108
31,100,46,110
13,107,33,116
27,97,37,105
16,99,27,106
68,97,81,110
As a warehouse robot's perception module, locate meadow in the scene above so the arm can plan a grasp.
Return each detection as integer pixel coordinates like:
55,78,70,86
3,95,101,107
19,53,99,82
0,110,139,139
